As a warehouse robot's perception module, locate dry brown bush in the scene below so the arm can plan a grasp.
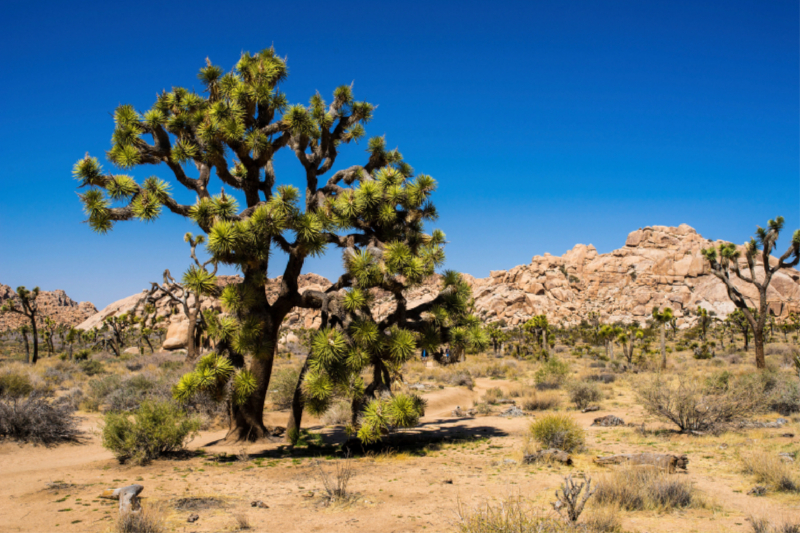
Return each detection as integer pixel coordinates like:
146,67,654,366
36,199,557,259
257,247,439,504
635,374,764,433
740,451,800,493
521,391,561,411
594,467,700,511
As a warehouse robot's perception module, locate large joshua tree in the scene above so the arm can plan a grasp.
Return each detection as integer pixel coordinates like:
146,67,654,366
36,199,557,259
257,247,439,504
73,47,440,440
1,287,41,364
701,217,800,368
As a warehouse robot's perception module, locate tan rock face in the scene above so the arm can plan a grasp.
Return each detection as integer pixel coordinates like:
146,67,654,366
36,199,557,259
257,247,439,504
0,284,97,330
72,225,800,346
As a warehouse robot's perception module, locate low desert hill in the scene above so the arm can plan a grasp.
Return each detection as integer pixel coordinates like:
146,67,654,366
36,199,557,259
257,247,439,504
73,224,800,350
0,285,97,330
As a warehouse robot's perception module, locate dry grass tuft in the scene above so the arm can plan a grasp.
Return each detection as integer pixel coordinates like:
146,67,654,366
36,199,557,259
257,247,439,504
456,495,616,533
741,451,800,493
116,504,167,533
594,467,701,511
231,510,251,530
749,516,800,533
521,391,561,411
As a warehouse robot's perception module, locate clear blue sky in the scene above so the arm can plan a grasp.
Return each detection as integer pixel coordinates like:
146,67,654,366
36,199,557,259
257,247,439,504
1,0,798,309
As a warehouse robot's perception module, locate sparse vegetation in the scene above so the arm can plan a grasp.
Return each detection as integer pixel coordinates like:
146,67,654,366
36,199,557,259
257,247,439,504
594,467,701,510
636,373,764,433
102,400,200,464
115,503,166,533
741,451,800,493
567,380,602,409
527,414,585,453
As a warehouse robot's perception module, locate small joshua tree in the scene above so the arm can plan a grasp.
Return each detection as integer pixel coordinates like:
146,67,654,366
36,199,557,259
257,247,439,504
292,271,486,445
702,217,800,368
695,306,712,340
597,324,622,360
652,306,673,370
136,233,218,360
18,325,31,361
523,315,551,360
618,324,643,365
1,287,41,364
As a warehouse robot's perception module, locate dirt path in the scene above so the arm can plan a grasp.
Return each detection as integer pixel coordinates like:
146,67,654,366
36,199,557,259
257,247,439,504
0,378,798,533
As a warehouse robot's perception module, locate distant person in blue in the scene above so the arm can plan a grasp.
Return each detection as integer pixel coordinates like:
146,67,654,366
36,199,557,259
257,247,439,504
445,346,451,362
421,348,427,361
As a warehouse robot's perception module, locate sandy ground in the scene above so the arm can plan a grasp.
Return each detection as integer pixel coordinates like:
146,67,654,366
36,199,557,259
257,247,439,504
1,378,798,533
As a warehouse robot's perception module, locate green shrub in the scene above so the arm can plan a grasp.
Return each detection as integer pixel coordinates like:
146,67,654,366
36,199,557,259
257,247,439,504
80,360,105,376
567,380,602,409
268,365,300,410
0,371,34,398
482,387,504,404
102,400,200,465
533,358,570,390
74,349,91,361
527,414,584,453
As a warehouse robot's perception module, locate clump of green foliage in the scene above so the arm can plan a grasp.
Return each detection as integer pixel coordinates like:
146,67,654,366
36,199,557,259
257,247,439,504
534,358,570,390
527,414,585,453
102,400,200,464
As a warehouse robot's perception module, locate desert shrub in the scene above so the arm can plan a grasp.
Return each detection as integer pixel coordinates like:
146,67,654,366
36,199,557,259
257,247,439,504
116,503,166,533
587,373,615,384
568,381,603,410
521,391,561,411
589,362,606,369
320,400,351,426
767,379,800,416
55,387,85,411
485,363,508,379
740,451,800,492
635,374,764,433
507,385,527,398
84,373,172,413
749,516,800,533
74,348,91,361
457,496,584,533
268,365,300,410
0,370,34,398
447,370,475,389
483,387,504,404
0,394,82,444
102,400,200,465
594,467,699,510
79,359,105,376
527,413,584,453
43,360,82,386
534,358,570,390
473,402,493,415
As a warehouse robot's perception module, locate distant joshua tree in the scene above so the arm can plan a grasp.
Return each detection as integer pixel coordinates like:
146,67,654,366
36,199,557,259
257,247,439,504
701,217,800,368
652,306,674,370
1,286,41,364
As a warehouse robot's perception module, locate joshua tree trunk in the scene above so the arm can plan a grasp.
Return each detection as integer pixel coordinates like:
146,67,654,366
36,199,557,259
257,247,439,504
286,356,311,443
608,339,614,359
226,270,281,442
21,331,30,362
186,308,199,361
660,325,666,370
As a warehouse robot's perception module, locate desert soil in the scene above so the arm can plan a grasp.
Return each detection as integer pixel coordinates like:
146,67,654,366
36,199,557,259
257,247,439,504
1,378,798,533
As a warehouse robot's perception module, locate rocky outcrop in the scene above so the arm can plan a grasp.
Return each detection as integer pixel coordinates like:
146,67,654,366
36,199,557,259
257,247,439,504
0,284,97,330
74,224,800,350
469,224,800,327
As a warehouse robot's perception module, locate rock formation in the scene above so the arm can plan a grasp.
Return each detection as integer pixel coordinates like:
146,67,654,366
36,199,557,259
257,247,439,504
0,284,97,330
75,224,800,350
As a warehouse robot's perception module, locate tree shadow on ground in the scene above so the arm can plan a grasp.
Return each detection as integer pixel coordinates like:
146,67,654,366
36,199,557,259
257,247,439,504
201,419,507,462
